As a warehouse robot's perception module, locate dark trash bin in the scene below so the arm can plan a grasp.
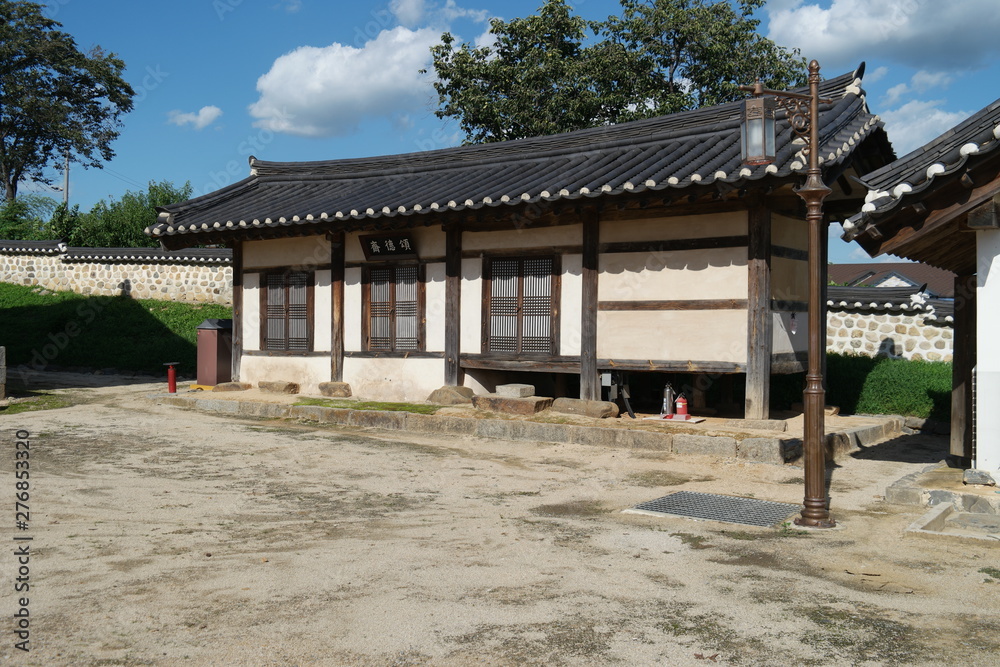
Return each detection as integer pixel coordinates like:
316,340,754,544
196,319,233,386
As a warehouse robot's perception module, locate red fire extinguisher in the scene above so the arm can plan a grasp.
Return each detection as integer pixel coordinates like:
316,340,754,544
675,393,689,419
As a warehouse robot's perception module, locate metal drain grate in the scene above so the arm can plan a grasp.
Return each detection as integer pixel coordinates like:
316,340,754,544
629,491,800,527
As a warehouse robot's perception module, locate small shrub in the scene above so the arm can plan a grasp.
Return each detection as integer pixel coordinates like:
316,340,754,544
827,352,951,421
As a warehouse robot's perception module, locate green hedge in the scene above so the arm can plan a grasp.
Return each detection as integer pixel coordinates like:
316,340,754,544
775,353,952,421
0,283,232,377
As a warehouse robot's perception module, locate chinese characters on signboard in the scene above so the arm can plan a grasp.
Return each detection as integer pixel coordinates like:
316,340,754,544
359,234,417,260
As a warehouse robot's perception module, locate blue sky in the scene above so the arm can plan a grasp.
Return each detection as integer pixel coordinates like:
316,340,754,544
28,0,1000,263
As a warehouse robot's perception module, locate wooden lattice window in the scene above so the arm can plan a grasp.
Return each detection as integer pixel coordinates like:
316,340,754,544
260,270,314,352
362,264,424,352
484,256,558,354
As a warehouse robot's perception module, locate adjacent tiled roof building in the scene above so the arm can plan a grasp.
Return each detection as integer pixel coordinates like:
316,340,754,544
842,97,1000,274
827,262,955,297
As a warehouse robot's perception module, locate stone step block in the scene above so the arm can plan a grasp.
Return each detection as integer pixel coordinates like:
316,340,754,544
472,394,552,415
495,383,535,398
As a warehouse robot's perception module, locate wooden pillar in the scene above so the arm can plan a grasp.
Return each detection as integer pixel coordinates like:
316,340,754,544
581,207,599,401
951,273,976,460
330,231,345,382
230,240,243,382
745,197,772,419
445,226,462,386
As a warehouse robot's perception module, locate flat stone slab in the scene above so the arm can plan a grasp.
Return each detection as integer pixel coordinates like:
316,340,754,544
319,381,352,398
427,385,474,405
212,382,252,392
495,383,535,398
258,380,300,394
964,469,997,486
551,397,619,419
472,394,552,415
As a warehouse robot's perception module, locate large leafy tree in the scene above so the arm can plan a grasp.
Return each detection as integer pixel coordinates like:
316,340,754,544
427,0,807,143
70,180,193,248
0,1,134,201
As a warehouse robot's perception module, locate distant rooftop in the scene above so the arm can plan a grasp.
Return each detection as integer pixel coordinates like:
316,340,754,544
828,262,955,297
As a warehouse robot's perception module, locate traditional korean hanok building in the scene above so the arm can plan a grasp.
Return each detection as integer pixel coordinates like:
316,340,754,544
147,64,892,419
843,97,1000,482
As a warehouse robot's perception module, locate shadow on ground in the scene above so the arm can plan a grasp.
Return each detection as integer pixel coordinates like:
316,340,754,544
849,432,949,464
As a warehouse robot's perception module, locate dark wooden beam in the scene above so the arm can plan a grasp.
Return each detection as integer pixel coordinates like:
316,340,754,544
460,354,582,374
329,231,345,382
968,193,1000,229
581,207,600,401
230,240,243,382
445,227,462,386
951,274,976,460
599,359,746,373
745,196,772,420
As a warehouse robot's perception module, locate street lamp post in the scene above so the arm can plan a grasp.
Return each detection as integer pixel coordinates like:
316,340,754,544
740,60,836,528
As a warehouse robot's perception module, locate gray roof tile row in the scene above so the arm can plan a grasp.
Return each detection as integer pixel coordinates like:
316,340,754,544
148,65,887,245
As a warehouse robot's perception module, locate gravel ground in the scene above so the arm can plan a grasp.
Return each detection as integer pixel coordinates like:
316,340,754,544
0,374,998,666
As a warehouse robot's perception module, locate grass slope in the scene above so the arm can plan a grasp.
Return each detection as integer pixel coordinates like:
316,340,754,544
0,283,232,377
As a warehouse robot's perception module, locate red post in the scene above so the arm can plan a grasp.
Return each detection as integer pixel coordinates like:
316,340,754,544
164,362,179,393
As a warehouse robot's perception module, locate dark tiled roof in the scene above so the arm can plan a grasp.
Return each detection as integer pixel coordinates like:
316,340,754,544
62,247,232,264
827,285,953,322
828,262,955,297
148,65,888,245
0,240,65,254
843,97,1000,235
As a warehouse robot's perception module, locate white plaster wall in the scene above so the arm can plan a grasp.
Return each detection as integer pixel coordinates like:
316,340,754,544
240,355,330,393
461,257,483,353
560,254,582,356
243,273,260,350
597,310,747,362
463,224,582,251
314,269,332,352
599,248,747,301
344,267,362,351
424,262,447,351
244,235,330,269
977,229,1000,471
600,212,747,244
771,214,808,251
343,357,444,402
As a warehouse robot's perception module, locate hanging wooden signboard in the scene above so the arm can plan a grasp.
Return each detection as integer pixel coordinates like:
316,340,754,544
359,234,418,260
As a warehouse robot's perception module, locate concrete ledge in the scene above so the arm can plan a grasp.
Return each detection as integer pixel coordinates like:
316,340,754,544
674,434,737,458
146,393,898,465
905,504,1000,542
737,438,785,465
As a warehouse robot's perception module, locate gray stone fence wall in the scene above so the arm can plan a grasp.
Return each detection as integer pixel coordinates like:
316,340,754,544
827,302,953,362
0,242,232,304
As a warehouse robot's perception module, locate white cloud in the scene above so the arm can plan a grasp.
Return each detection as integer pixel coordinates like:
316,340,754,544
882,69,953,106
767,0,1000,72
274,0,302,13
167,105,223,130
440,0,490,23
879,99,970,156
865,65,889,84
390,0,426,27
249,27,439,137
